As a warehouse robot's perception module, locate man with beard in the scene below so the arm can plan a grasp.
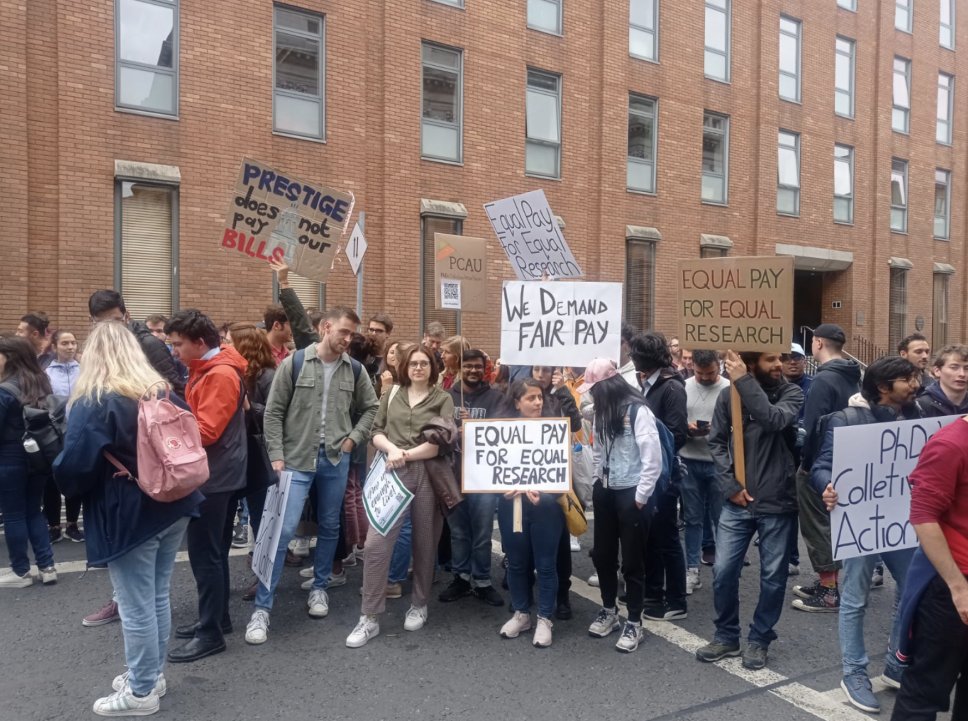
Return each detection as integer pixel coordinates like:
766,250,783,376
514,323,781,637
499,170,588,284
697,350,802,670
898,333,934,391
439,349,506,606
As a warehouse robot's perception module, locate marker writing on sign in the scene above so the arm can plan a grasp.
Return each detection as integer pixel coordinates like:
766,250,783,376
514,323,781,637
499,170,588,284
502,286,610,351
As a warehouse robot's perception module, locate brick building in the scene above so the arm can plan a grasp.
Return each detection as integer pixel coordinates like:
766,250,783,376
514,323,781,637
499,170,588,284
2,0,965,359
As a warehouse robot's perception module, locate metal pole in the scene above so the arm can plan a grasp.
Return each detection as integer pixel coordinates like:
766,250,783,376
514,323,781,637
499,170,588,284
356,211,365,320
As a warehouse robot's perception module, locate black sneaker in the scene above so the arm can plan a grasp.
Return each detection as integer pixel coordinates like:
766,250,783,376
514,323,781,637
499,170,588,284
64,525,85,543
472,585,504,607
792,579,823,600
696,641,741,662
49,526,63,544
438,576,472,603
742,643,768,670
555,597,573,620
701,548,715,566
643,603,687,621
792,585,840,613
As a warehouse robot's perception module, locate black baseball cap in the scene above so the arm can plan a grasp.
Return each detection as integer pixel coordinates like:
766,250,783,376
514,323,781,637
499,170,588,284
814,323,846,344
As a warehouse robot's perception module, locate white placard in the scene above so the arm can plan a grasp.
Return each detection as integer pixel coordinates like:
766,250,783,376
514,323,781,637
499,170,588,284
462,418,572,494
346,222,367,276
829,415,960,561
251,471,293,588
499,280,622,366
363,453,414,536
483,189,583,280
440,278,462,310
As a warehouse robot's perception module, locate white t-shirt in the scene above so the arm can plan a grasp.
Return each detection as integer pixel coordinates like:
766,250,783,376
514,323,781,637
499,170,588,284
680,376,730,462
319,359,340,442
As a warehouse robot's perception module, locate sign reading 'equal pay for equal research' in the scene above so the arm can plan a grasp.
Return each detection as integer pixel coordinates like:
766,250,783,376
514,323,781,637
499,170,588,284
462,418,572,494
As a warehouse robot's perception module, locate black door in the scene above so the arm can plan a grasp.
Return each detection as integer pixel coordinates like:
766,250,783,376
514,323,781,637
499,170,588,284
793,270,824,353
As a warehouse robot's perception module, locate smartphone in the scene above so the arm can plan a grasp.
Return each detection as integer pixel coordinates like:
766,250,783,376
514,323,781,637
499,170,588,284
696,420,709,430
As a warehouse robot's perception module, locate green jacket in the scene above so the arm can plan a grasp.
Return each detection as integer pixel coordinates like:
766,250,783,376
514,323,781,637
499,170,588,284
264,344,379,471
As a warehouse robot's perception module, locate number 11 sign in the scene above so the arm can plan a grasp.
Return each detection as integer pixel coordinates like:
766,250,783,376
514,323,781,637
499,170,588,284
346,222,367,276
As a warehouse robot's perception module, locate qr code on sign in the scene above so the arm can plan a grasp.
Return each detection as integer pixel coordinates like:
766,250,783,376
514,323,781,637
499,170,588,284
443,283,459,301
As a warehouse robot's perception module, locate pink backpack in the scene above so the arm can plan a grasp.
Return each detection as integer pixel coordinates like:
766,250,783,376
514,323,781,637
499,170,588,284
105,384,209,502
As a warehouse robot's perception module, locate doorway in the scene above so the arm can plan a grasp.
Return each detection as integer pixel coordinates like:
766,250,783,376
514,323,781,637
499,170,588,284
793,270,824,352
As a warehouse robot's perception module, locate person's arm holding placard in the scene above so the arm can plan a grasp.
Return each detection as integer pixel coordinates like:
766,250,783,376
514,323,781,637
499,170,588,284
725,350,803,433
708,384,749,507
812,413,847,511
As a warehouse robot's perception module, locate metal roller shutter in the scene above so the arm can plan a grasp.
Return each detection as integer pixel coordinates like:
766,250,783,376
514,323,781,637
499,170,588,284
287,273,324,312
120,182,174,321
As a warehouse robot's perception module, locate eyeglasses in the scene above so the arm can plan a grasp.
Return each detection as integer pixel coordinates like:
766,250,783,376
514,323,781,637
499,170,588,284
891,376,921,386
408,360,431,369
464,365,485,372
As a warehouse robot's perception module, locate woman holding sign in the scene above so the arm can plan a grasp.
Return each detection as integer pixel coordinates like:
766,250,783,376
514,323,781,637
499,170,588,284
346,345,454,649
498,378,567,648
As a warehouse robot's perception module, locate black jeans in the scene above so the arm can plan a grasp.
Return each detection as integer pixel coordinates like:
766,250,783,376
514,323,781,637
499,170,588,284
644,489,687,609
186,490,235,642
892,575,968,721
43,475,80,527
592,483,652,620
556,524,572,601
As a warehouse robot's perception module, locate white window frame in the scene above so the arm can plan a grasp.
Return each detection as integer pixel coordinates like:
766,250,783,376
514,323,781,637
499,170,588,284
835,37,855,118
935,169,951,239
272,5,326,141
702,112,729,205
704,0,730,82
834,144,854,225
629,0,658,62
891,158,908,233
777,130,800,216
778,16,801,103
837,0,856,10
115,0,179,117
896,0,913,32
893,57,911,134
420,42,463,163
527,0,562,35
938,73,954,145
525,69,562,179
941,0,956,48
430,0,464,7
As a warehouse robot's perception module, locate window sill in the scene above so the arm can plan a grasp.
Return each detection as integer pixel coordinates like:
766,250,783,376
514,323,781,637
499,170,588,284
891,127,910,136
937,140,953,148
833,220,854,227
524,171,562,182
427,0,465,8
701,200,729,207
526,25,563,38
834,112,854,121
630,53,659,65
704,75,731,86
627,187,657,197
115,106,179,121
777,211,800,218
421,156,464,167
272,131,327,144
779,96,802,106
933,236,950,241
890,229,908,236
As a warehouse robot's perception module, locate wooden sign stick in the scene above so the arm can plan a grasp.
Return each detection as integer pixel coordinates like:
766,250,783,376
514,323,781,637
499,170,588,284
730,384,746,489
513,495,523,532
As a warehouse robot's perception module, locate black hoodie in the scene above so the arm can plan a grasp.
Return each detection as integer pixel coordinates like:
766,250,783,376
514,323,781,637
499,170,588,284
643,367,688,451
800,357,862,470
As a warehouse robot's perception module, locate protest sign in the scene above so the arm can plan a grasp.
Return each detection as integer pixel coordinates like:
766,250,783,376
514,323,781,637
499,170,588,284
440,279,462,310
363,453,414,536
830,415,960,561
220,157,355,282
462,418,571,494
483,190,583,280
434,234,487,310
251,471,293,588
677,256,794,354
499,280,621,366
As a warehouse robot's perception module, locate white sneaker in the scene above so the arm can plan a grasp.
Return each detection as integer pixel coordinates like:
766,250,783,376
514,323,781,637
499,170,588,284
342,551,358,567
587,573,600,587
532,616,553,648
570,535,581,552
301,571,347,591
403,604,428,631
307,589,329,618
346,614,380,648
0,570,33,588
39,565,57,585
291,537,310,558
92,687,160,717
588,607,622,638
299,566,314,578
245,609,270,645
500,611,532,639
686,567,702,595
788,563,801,576
112,671,167,697
615,621,643,653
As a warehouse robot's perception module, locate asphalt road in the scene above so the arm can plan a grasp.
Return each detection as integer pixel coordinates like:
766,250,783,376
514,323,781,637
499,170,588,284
0,522,952,721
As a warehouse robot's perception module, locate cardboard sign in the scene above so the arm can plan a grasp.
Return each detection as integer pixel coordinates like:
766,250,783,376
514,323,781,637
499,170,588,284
830,415,960,561
440,279,462,310
483,190,583,280
499,280,622,366
677,256,794,353
434,234,486,310
346,222,367,276
220,157,355,282
251,471,293,588
462,418,572,494
363,453,414,536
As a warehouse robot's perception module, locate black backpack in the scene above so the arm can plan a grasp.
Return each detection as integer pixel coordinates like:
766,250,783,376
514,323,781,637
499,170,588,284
0,382,68,476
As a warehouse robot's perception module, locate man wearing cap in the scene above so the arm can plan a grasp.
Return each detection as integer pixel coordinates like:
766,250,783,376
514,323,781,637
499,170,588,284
791,323,862,613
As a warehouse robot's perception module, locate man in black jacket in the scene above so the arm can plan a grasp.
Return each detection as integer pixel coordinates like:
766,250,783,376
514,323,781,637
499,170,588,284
630,332,689,621
917,345,968,418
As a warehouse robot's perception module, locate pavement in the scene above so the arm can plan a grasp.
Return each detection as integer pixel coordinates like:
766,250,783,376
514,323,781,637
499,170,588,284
0,521,952,721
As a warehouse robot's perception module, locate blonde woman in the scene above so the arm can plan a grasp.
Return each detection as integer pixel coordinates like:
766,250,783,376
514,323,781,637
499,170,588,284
438,335,469,391
53,322,203,717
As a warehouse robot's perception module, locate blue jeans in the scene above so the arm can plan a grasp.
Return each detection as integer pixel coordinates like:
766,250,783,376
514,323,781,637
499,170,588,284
0,462,53,576
255,450,349,610
449,492,498,586
840,547,914,677
389,515,412,584
680,459,722,568
108,517,189,696
498,494,564,619
712,503,796,647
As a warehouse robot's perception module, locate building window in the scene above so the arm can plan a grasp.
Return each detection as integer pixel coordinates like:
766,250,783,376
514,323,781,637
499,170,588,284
933,273,950,346
700,245,728,258
702,112,728,204
777,130,800,216
273,5,325,140
704,0,730,82
526,69,561,178
421,43,462,162
935,169,951,239
115,0,178,115
896,0,913,32
630,0,658,61
889,267,908,352
834,144,854,224
116,181,177,319
835,37,855,118
938,73,954,144
837,0,856,10
779,16,801,102
891,158,908,232
941,0,955,48
528,0,562,34
421,216,462,336
625,239,655,331
431,0,464,6
893,57,910,133
627,95,657,193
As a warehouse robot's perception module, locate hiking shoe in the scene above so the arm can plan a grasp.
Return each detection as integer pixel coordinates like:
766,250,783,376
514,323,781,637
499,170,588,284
792,579,822,600
588,607,622,637
307,589,329,618
39,565,57,585
230,523,248,549
439,576,472,603
65,524,85,543
532,616,553,648
701,548,716,566
403,605,428,631
841,671,880,713
500,611,532,639
49,526,63,544
643,604,687,621
871,564,885,589
587,573,600,587
615,621,643,653
0,570,33,588
346,615,380,648
696,641,742,662
570,535,581,552
112,671,167,697
92,687,160,717
792,585,839,613
472,585,504,607
742,643,769,670
385,582,403,599
686,567,702,595
83,600,119,627
245,610,270,645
